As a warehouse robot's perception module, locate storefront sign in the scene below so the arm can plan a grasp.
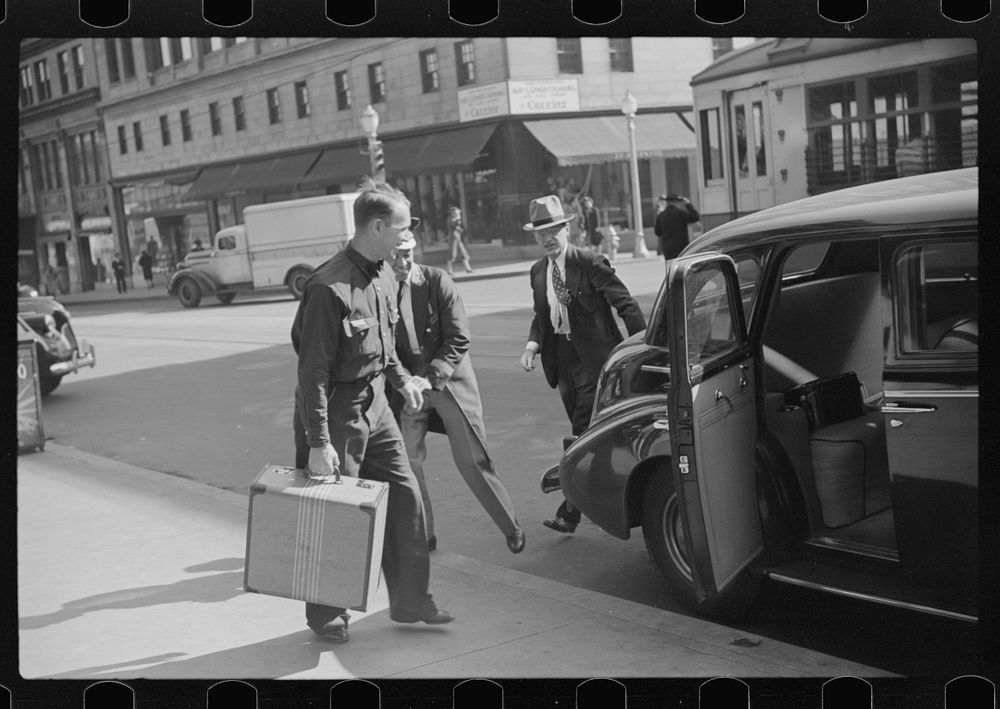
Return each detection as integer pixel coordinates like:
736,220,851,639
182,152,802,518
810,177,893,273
80,216,112,231
458,82,510,123
44,217,71,233
508,80,580,115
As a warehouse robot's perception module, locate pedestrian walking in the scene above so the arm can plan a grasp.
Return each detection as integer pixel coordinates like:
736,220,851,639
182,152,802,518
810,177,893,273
579,196,601,253
445,206,473,275
518,195,646,534
653,193,700,261
290,177,454,644
111,254,128,294
138,249,154,289
388,231,526,556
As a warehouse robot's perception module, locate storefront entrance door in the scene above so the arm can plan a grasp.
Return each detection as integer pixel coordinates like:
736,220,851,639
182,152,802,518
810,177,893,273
729,87,775,214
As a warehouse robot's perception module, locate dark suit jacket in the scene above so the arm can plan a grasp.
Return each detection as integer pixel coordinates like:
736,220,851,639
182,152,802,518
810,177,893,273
390,264,490,446
528,245,646,389
654,203,700,259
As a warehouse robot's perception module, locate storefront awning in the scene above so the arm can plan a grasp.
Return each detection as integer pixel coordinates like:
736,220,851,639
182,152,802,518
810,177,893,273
382,123,498,176
522,113,695,166
298,143,371,189
185,152,320,199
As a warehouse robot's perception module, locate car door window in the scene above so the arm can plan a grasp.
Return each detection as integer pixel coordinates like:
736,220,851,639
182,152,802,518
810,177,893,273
684,261,742,376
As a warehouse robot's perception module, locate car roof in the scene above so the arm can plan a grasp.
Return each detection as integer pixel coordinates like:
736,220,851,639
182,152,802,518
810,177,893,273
690,167,978,252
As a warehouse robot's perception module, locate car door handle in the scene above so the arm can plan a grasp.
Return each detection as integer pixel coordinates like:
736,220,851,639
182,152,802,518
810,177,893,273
881,402,938,414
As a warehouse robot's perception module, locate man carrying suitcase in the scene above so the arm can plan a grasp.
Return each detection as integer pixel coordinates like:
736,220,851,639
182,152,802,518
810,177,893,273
291,177,454,643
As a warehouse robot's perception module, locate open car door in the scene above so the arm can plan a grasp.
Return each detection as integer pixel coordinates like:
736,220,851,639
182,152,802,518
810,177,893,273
665,253,763,605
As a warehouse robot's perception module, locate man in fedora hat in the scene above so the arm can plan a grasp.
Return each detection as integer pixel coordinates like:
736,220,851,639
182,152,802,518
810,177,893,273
519,194,646,534
388,229,526,555
654,193,700,261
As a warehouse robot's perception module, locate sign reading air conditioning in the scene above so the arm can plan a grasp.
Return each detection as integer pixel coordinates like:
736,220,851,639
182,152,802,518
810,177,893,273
458,79,581,122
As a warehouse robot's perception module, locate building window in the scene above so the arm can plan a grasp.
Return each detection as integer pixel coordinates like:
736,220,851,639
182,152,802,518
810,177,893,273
19,149,29,194
209,101,222,135
556,38,583,74
368,62,385,103
180,109,192,142
121,39,136,79
35,60,51,101
609,38,633,72
42,141,61,189
72,45,85,89
133,122,144,151
56,51,70,94
87,131,101,182
294,81,311,118
225,37,248,47
420,49,439,93
699,108,723,182
19,65,34,107
105,38,121,83
117,125,128,154
233,96,246,131
71,132,100,184
334,71,351,110
67,135,82,185
266,88,282,124
712,37,734,61
160,115,171,146
455,40,475,86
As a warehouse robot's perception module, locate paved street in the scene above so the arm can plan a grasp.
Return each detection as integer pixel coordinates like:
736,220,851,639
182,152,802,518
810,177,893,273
18,256,982,679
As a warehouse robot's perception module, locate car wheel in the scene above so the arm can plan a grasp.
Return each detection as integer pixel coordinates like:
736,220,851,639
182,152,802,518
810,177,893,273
217,292,236,305
641,469,760,619
287,268,311,300
176,278,202,308
39,376,61,396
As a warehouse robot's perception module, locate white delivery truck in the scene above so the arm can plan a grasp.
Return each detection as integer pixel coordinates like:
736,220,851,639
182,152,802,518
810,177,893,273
168,193,357,308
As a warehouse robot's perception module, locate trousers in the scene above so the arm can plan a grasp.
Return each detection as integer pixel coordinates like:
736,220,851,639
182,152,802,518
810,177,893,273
400,387,518,539
293,376,436,624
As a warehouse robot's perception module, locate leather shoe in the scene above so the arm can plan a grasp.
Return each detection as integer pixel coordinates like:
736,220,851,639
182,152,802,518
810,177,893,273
542,516,578,534
308,614,350,643
391,608,455,625
427,535,437,552
506,527,526,553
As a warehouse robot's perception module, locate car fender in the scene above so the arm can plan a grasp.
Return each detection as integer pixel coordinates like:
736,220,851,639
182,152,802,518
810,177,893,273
560,394,672,539
168,267,218,295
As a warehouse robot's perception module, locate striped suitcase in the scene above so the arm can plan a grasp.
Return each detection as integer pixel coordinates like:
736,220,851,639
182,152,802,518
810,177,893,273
244,465,388,612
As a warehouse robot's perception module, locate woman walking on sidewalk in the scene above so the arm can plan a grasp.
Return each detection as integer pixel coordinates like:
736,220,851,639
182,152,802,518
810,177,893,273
445,206,473,275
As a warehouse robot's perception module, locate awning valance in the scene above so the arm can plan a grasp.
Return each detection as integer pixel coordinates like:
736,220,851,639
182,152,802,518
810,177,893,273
382,123,498,176
185,152,320,199
522,113,695,166
299,143,371,189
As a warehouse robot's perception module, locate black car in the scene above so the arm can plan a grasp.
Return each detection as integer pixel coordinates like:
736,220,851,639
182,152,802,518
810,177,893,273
17,284,96,395
548,167,978,623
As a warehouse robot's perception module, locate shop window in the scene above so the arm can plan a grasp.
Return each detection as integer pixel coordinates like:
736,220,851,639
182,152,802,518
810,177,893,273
557,38,583,74
160,115,171,146
209,101,222,135
368,62,385,103
267,88,282,124
609,38,633,72
295,81,311,118
420,49,439,93
117,125,128,155
233,96,246,131
180,109,192,142
805,81,862,192
699,108,723,182
455,40,475,86
335,71,351,110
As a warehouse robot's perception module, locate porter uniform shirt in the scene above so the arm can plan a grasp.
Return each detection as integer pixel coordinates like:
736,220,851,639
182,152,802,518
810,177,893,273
291,242,410,448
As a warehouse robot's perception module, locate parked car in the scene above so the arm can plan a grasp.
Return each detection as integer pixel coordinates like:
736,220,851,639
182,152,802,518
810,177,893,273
547,167,978,623
17,284,96,395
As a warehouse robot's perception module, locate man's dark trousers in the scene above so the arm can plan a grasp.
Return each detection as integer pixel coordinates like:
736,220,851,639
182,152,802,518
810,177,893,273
553,334,595,524
293,375,435,624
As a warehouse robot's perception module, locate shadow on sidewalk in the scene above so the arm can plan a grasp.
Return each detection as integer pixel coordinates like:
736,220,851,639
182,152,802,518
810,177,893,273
20,559,246,631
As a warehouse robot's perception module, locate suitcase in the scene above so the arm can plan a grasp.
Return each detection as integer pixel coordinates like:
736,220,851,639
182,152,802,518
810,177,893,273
244,465,388,612
784,372,866,430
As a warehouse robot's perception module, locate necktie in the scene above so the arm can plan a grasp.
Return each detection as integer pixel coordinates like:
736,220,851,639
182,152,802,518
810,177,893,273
552,261,571,306
397,280,420,354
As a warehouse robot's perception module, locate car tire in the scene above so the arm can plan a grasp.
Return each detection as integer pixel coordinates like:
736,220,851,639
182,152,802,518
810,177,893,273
641,467,760,620
39,376,61,396
176,278,202,308
217,292,236,305
287,268,311,300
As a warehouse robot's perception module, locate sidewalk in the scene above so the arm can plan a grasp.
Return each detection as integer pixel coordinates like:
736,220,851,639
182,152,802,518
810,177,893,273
16,443,894,680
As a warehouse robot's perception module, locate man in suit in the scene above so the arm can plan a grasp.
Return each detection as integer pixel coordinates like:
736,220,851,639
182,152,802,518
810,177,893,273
518,195,646,533
389,231,526,555
654,193,700,261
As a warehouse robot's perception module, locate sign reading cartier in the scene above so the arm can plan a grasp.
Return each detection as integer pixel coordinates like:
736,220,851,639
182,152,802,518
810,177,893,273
458,79,580,122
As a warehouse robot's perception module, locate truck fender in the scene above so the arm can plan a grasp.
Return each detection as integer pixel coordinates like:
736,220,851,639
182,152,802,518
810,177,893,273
168,268,218,296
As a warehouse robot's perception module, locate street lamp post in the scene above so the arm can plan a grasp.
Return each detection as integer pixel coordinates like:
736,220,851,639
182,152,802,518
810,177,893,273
360,104,385,182
621,91,650,258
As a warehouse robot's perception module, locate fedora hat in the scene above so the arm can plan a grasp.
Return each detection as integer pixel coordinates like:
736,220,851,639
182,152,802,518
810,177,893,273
522,194,577,232
395,231,417,251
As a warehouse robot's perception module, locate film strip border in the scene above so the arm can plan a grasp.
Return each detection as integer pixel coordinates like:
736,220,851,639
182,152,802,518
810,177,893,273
0,676,997,707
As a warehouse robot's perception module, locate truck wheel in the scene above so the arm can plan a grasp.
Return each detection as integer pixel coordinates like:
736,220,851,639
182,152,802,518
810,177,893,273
176,278,202,308
217,293,236,305
40,376,61,396
287,268,311,300
641,468,760,619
